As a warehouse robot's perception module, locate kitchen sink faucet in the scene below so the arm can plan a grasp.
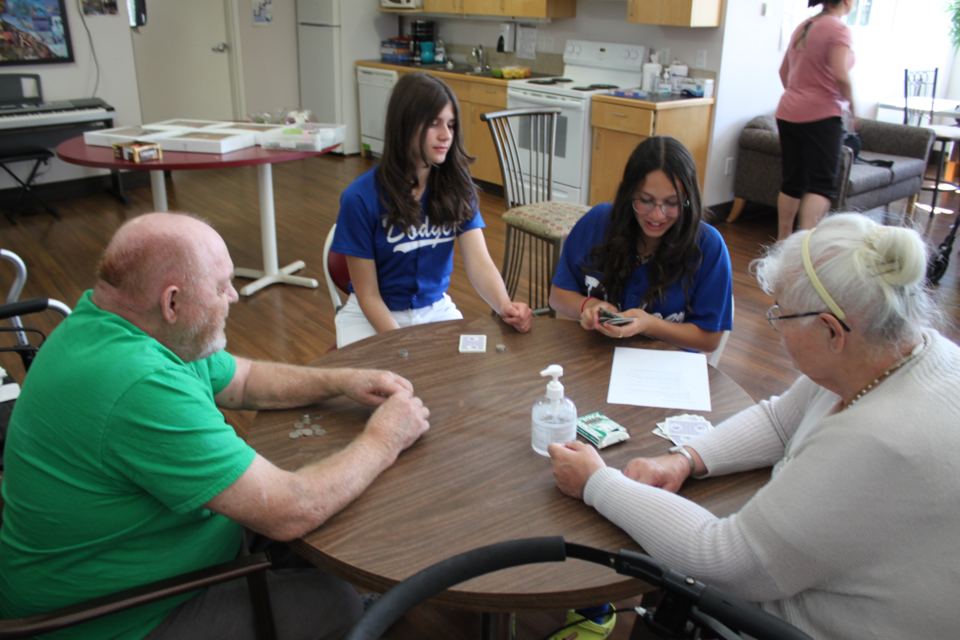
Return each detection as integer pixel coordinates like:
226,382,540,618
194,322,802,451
471,44,486,72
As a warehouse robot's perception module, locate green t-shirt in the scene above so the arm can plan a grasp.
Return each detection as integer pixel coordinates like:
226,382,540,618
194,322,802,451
0,290,257,640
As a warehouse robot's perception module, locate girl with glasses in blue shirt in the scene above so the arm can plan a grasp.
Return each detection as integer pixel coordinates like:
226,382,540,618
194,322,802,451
549,136,733,352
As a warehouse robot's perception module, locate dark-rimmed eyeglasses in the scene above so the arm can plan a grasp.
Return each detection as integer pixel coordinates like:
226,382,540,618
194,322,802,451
766,304,851,332
631,197,688,217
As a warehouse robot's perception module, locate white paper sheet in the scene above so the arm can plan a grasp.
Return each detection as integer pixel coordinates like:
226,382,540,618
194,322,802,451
607,347,711,412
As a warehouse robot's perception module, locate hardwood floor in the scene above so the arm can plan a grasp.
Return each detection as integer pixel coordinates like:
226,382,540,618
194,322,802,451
1,154,958,639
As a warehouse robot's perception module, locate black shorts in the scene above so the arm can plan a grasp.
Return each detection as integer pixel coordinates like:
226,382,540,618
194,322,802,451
777,116,844,200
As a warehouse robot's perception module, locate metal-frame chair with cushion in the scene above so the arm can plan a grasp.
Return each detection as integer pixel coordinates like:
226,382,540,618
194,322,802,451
904,68,960,214
322,223,350,315
729,116,934,222
480,108,590,317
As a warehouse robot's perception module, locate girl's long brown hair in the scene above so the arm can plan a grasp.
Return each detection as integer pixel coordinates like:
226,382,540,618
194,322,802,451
376,72,477,231
585,136,704,312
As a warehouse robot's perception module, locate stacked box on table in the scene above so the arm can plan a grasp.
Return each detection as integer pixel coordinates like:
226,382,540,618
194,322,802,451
154,130,257,154
261,123,346,152
83,125,185,148
206,122,288,145
147,119,227,130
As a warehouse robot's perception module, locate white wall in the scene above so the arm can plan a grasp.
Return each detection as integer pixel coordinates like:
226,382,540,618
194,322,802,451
0,2,141,190
235,0,301,115
703,1,784,206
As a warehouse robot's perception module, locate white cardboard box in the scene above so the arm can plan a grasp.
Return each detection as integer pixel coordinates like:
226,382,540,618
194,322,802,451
206,122,287,146
147,119,227,130
156,130,257,154
83,125,185,148
261,123,346,152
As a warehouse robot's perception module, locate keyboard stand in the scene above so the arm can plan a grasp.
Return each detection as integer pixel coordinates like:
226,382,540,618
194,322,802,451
0,147,63,225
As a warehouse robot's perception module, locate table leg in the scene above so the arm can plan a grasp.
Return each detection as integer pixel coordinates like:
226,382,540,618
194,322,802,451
480,612,515,640
149,170,168,211
236,163,319,297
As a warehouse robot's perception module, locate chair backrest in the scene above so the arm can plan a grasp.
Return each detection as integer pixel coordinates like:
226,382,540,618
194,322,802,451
904,68,938,126
481,107,561,210
707,295,734,368
322,224,350,314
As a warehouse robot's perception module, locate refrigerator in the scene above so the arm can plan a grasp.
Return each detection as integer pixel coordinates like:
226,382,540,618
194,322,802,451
297,0,393,155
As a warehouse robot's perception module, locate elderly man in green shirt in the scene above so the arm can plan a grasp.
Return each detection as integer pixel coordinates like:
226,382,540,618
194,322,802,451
0,212,430,640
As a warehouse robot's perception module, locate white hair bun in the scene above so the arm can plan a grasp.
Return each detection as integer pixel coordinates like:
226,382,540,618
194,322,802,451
855,224,926,288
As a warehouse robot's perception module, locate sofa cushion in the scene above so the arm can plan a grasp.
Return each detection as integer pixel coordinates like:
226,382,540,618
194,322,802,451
845,152,927,197
858,152,926,182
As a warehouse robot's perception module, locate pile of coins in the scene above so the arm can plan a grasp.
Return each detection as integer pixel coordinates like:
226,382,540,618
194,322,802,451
289,413,326,439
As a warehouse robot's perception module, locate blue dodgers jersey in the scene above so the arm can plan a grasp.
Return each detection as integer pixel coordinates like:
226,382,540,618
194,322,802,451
552,204,733,332
331,167,485,311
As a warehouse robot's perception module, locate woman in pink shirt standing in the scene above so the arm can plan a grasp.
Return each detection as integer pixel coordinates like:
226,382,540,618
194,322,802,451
775,0,856,241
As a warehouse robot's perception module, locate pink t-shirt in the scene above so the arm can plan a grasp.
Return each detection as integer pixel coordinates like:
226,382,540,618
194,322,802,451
775,14,854,123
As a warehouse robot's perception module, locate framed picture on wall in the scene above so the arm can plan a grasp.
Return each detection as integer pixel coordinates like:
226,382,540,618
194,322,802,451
0,0,74,66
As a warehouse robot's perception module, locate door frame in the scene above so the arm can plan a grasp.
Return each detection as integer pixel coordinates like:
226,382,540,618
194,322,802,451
224,0,246,120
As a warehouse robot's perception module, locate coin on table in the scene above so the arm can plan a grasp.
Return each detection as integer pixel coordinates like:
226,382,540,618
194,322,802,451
398,349,409,358
313,427,326,436
289,431,301,439
293,421,304,429
301,429,313,436
496,344,506,352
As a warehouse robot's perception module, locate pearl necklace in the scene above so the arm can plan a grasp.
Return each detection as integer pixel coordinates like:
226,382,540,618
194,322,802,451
844,337,926,410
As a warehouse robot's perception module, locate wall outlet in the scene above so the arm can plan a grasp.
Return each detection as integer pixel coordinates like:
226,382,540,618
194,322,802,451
696,50,707,69
724,157,734,176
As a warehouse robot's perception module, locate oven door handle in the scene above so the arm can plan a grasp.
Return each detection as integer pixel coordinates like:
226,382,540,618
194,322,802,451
506,89,586,112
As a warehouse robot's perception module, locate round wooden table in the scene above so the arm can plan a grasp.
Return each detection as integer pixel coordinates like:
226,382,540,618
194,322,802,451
247,316,768,615
56,136,334,296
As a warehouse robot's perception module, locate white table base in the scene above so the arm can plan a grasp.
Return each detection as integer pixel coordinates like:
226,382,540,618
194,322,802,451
147,164,318,297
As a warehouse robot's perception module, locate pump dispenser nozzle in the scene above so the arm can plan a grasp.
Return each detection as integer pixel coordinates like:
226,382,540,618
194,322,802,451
540,365,565,401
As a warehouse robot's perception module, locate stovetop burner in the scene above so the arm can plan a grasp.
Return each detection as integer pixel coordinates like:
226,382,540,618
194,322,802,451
527,77,574,85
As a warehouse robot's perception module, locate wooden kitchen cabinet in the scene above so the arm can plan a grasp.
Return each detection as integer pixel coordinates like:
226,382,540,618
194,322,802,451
588,95,714,206
423,0,574,18
626,0,722,27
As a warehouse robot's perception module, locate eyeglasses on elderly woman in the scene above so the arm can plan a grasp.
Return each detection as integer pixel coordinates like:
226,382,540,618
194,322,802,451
766,304,852,333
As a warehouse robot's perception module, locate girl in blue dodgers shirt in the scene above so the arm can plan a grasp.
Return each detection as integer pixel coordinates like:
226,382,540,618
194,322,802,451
549,136,732,352
332,72,532,348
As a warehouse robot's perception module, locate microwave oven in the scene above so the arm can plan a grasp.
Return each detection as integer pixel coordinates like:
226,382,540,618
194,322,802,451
381,0,422,8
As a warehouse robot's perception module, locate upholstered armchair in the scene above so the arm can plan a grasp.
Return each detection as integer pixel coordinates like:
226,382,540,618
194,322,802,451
728,115,935,221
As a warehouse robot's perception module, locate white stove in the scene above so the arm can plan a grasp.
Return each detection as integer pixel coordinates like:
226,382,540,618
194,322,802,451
505,40,646,204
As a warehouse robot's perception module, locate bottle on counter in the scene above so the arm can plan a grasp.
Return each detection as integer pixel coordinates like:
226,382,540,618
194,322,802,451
668,60,689,94
641,53,662,94
435,38,446,63
531,365,577,456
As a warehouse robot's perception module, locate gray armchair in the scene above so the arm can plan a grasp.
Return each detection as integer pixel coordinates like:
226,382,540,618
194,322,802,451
728,115,935,222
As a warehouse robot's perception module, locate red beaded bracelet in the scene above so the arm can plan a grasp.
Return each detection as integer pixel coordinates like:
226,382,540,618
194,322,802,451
580,296,595,314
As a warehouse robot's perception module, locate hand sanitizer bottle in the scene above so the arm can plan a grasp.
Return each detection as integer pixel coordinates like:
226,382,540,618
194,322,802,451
531,365,577,456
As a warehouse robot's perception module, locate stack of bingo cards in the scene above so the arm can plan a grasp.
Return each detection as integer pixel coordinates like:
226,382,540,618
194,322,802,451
653,414,714,446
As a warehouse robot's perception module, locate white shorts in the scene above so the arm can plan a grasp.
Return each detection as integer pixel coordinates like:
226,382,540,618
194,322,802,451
335,293,464,348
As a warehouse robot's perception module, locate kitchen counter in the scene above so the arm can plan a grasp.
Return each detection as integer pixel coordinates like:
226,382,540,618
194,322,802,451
591,92,715,111
357,59,551,86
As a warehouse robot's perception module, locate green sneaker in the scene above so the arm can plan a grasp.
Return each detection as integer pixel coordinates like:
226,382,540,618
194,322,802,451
548,605,616,640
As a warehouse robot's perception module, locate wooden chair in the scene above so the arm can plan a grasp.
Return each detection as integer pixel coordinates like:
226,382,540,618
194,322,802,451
904,68,960,214
480,108,590,316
